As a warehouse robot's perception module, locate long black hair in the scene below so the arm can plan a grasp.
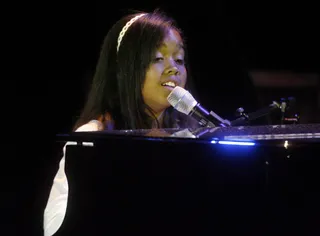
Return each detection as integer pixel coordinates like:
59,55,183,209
73,9,199,131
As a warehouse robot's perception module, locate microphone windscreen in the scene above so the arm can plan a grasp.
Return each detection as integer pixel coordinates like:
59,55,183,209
167,86,197,115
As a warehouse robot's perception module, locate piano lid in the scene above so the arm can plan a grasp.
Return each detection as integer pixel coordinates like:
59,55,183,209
201,123,320,141
57,123,320,144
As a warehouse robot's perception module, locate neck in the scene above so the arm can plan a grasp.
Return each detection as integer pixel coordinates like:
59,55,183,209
149,110,165,128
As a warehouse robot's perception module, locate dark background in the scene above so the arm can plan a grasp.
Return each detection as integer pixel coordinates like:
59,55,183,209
11,1,319,235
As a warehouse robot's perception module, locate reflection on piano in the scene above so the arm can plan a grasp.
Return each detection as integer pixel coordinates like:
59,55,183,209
55,123,320,235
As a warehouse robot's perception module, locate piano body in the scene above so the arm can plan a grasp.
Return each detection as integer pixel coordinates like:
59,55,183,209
55,123,320,235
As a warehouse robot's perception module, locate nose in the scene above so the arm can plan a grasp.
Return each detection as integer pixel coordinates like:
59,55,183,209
164,66,179,76
164,59,179,75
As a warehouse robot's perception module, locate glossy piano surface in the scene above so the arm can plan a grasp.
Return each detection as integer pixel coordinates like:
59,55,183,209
56,123,320,235
57,123,320,146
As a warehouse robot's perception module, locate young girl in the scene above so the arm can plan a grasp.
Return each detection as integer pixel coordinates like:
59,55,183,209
43,9,199,236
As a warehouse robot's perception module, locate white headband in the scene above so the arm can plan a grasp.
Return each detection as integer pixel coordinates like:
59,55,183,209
116,13,147,53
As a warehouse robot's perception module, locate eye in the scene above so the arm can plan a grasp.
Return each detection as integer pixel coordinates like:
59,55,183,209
175,59,185,65
154,57,164,62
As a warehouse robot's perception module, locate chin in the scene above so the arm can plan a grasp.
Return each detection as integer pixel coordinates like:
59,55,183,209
163,100,171,109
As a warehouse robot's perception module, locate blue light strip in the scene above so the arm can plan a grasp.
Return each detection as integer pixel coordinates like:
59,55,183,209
211,140,255,146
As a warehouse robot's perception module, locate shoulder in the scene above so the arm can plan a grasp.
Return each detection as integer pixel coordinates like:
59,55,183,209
75,120,104,132
165,108,200,129
177,113,201,129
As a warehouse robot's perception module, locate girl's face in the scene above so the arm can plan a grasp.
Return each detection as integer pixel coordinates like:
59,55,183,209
142,28,187,117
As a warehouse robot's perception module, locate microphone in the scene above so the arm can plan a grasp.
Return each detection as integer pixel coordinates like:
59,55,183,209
167,86,231,128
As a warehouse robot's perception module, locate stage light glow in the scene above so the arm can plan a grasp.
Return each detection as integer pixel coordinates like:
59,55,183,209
219,141,255,146
211,140,255,146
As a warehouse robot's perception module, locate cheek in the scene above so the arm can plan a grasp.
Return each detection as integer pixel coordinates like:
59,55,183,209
144,65,163,87
180,67,187,87
146,65,158,78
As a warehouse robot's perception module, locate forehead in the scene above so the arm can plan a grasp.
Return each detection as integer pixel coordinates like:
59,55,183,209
158,28,184,49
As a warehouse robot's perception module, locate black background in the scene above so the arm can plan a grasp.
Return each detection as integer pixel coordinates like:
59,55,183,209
11,1,319,235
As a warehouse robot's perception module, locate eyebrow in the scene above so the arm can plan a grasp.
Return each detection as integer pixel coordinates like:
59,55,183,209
157,42,185,50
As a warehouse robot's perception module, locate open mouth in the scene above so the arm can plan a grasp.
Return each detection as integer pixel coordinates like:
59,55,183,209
161,81,176,89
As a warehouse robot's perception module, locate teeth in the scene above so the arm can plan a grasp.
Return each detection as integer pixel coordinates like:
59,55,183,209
162,81,176,87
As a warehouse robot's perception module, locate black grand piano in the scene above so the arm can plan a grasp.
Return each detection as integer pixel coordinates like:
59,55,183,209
55,123,320,235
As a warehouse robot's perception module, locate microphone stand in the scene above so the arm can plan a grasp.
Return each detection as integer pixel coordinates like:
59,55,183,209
208,110,231,127
204,97,296,127
230,101,281,126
